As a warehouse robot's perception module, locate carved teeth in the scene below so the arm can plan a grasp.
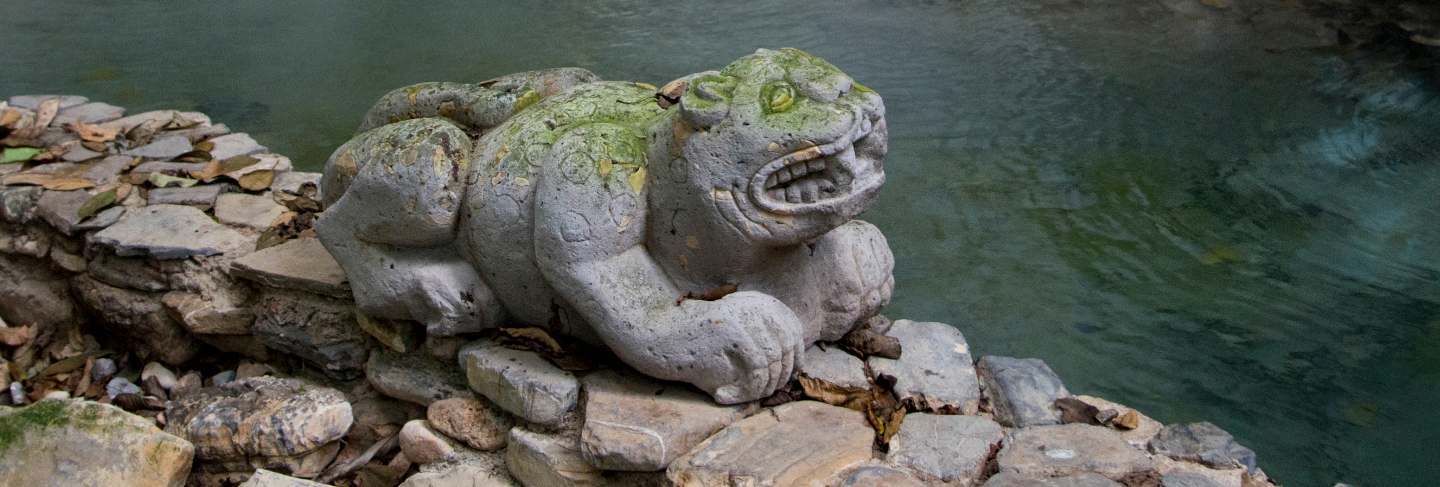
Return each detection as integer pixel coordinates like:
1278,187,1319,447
800,180,818,202
785,185,801,203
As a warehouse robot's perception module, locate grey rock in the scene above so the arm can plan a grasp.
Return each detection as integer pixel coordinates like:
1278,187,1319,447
1075,396,1163,448
211,370,236,386
71,274,198,365
0,186,42,224
888,413,1004,485
0,399,194,487
147,184,228,210
124,135,192,159
161,291,255,335
399,419,457,464
367,349,472,405
666,401,874,486
87,251,168,292
273,170,322,195
837,464,926,487
91,204,251,259
506,428,603,487
106,377,143,399
165,376,353,461
8,382,26,405
133,161,209,176
252,291,369,379
318,52,893,404
142,362,178,391
52,101,124,125
0,253,79,346
799,344,869,389
215,193,286,229
983,472,1123,487
92,357,118,380
1149,422,1257,473
997,424,1154,480
231,237,350,297
61,145,104,162
206,132,267,160
8,94,88,110
460,341,578,426
427,397,513,451
169,123,231,143
399,464,516,487
580,369,753,471
978,355,1069,427
239,469,331,487
0,224,49,258
49,246,87,272
1161,471,1227,487
868,320,980,410
37,187,126,235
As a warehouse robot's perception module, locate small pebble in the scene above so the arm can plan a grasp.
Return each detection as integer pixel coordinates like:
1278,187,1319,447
44,390,70,400
399,419,456,464
106,377,142,399
92,358,118,381
173,371,202,398
211,370,236,386
141,362,178,391
9,382,27,405
235,361,274,379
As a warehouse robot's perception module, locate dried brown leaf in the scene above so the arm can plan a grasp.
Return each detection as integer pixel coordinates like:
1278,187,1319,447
797,374,871,411
0,107,23,128
500,327,565,355
237,169,274,191
68,120,119,143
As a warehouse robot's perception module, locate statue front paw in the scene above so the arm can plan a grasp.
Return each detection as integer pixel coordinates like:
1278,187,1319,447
673,291,805,404
815,220,895,339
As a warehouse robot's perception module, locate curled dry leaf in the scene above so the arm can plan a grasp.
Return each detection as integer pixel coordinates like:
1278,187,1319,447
67,120,119,143
797,374,871,411
2,173,97,191
13,98,60,138
173,149,212,163
238,169,274,191
500,327,566,355
0,107,25,128
125,118,167,147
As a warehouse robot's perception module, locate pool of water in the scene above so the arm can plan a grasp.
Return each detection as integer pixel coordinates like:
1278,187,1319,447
5,1,1438,484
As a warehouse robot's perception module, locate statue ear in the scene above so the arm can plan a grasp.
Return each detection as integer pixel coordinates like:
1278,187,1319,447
659,71,735,129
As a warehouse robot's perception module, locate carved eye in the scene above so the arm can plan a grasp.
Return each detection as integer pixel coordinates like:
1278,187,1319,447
762,81,797,113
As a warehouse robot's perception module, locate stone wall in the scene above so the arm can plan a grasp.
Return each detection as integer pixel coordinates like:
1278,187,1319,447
0,96,1282,486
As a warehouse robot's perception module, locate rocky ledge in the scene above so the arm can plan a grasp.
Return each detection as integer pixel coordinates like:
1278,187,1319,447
0,95,1284,486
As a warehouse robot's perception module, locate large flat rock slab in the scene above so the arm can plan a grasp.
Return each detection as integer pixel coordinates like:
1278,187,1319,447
232,237,349,297
91,204,250,259
1148,422,1257,473
206,132,267,160
666,401,873,486
580,369,753,471
506,428,604,487
887,413,1003,485
0,399,194,487
868,319,980,411
165,376,352,471
978,355,1069,427
460,341,578,426
216,192,286,229
996,424,1153,481
982,472,1123,487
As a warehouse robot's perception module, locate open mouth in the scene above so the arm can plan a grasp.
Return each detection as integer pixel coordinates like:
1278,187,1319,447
750,115,880,214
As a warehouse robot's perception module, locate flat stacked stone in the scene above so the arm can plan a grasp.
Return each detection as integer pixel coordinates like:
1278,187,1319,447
367,348,473,406
91,204,250,259
666,401,874,486
996,424,1154,481
460,340,579,426
868,319,981,411
978,355,1070,427
231,237,350,298
579,369,753,471
887,413,1004,485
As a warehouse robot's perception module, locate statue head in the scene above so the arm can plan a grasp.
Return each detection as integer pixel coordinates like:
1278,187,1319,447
654,48,888,246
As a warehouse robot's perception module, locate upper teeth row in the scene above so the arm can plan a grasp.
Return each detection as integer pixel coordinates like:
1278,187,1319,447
766,159,827,189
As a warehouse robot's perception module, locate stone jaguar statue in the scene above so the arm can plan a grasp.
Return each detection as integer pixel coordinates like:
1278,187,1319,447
317,48,893,404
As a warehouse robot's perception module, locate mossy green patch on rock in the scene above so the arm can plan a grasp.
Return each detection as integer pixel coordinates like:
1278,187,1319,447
0,399,148,454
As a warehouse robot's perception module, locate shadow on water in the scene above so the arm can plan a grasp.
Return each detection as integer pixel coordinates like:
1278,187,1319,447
3,0,1438,484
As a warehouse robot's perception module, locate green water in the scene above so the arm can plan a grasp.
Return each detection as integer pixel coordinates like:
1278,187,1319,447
4,1,1438,484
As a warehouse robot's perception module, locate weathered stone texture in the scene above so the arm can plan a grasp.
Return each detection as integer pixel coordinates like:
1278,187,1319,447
666,401,873,486
580,369,752,471
460,341,578,426
0,399,194,487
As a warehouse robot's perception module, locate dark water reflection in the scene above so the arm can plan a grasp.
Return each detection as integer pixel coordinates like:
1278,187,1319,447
4,1,1438,484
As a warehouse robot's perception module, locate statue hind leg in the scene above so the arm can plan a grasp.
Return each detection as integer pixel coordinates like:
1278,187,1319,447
356,68,600,133
316,117,504,336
